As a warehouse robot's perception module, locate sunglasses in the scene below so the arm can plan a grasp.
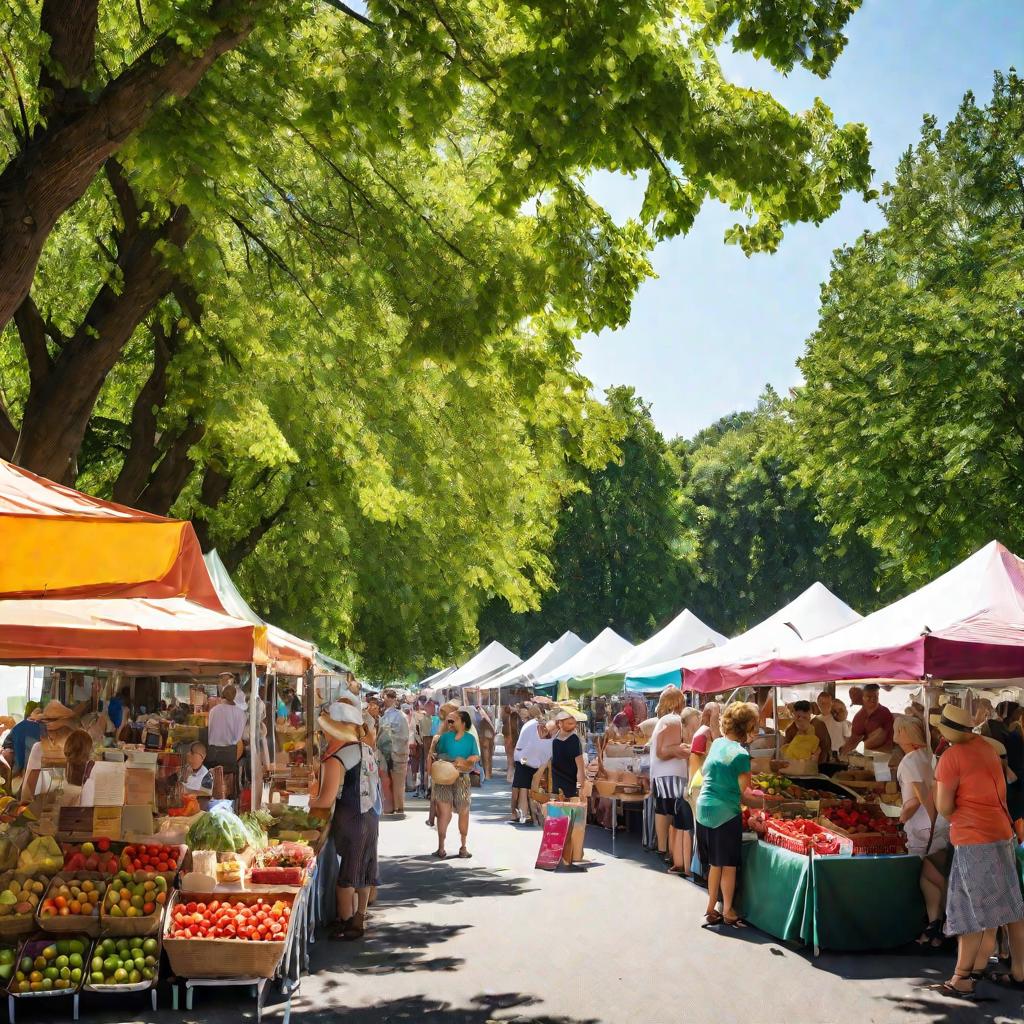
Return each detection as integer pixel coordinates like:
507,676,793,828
446,718,456,725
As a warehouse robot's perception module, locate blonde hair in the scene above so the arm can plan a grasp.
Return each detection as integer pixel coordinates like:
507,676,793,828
721,701,759,743
656,686,684,717
831,697,848,722
893,714,925,747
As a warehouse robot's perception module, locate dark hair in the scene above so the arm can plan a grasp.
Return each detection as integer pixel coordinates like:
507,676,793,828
997,700,1021,722
458,710,473,731
793,700,812,713
383,688,397,700
863,683,880,694
189,742,207,756
63,729,93,786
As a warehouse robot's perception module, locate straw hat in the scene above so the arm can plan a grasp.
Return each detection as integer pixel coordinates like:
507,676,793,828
430,761,459,785
936,705,976,744
317,695,363,745
40,700,76,723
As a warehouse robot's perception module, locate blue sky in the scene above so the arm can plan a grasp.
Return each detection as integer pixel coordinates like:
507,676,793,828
578,0,1024,441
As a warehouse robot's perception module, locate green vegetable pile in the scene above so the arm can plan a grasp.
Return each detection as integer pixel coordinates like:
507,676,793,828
186,806,268,853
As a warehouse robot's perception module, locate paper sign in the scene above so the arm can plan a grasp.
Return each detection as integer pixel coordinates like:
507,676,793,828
93,806,122,839
88,762,125,805
535,816,571,871
873,761,892,782
125,767,156,806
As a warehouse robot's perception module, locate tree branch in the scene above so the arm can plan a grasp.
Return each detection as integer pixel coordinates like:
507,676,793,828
12,293,55,385
135,419,206,516
105,159,140,233
320,0,377,29
220,497,290,571
38,0,99,97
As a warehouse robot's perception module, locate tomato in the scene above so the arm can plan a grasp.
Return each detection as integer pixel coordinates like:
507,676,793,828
186,902,197,913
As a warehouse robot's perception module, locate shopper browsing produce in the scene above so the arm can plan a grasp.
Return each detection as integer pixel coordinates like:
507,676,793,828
934,704,1024,996
841,683,895,756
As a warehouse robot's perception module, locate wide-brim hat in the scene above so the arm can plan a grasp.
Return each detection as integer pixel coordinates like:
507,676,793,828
40,700,76,723
936,705,976,744
317,713,360,745
431,761,459,785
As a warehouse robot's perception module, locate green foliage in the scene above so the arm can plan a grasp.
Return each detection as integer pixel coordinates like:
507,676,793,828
675,387,890,633
479,386,686,651
789,72,1024,586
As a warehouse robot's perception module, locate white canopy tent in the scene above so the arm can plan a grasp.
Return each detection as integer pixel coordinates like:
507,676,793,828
440,640,521,693
678,582,863,691
532,627,634,689
416,664,456,692
477,631,587,691
578,609,726,692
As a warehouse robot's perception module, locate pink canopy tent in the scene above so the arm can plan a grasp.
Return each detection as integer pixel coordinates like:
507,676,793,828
688,541,1024,691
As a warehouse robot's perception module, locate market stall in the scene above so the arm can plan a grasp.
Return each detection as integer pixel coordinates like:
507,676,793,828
686,540,1024,952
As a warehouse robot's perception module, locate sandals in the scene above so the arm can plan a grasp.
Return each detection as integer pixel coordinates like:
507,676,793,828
936,970,980,999
723,914,748,928
666,865,685,874
328,917,353,941
458,848,472,859
432,849,447,859
702,911,723,927
915,919,945,949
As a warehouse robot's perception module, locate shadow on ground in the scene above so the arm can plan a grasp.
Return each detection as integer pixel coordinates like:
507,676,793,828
291,991,602,1024
310,920,469,977
376,856,537,907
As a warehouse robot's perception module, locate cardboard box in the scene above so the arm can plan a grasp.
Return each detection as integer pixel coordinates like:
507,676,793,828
92,806,122,839
125,766,156,806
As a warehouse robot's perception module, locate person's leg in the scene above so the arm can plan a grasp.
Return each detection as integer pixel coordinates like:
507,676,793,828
337,887,355,921
668,826,684,872
436,802,452,855
917,859,946,945
458,804,471,856
705,866,722,920
1006,919,1024,981
720,867,739,921
655,813,670,855
972,928,998,971
342,887,369,939
391,762,407,813
509,786,521,822
682,829,694,875
947,930,986,992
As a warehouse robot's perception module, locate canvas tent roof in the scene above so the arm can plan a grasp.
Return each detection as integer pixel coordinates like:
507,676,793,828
0,458,221,610
478,632,588,691
441,641,521,691
477,642,551,692
727,541,1024,688
680,582,863,693
204,550,314,675
533,627,634,689
0,596,270,667
577,610,726,692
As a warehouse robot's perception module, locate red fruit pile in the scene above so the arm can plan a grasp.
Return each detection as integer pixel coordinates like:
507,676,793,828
824,801,901,835
768,817,842,855
120,844,179,873
63,837,119,873
168,898,291,941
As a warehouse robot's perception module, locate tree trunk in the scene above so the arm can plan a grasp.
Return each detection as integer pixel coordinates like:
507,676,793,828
0,0,258,333
111,322,180,505
134,421,207,516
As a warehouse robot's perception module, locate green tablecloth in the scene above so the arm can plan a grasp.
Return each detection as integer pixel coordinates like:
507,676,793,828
740,840,925,951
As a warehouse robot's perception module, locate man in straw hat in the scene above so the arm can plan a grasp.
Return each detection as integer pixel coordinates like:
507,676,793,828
933,703,1024,996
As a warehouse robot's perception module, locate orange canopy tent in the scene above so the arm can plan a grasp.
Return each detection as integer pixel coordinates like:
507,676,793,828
0,458,221,609
0,459,311,672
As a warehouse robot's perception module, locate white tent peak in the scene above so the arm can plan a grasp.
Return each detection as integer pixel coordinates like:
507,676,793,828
442,640,521,690
680,581,861,674
477,631,586,690
606,608,726,677
533,627,633,685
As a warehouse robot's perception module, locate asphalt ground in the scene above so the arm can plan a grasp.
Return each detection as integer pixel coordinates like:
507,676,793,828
31,750,1024,1024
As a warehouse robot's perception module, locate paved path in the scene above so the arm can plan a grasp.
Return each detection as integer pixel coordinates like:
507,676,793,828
68,760,1024,1024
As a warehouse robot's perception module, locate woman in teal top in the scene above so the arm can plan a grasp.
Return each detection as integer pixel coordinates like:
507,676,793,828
696,701,760,928
432,710,480,859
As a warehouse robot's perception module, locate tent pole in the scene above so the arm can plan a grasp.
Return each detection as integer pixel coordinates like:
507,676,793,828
250,662,260,810
922,678,931,755
773,687,780,759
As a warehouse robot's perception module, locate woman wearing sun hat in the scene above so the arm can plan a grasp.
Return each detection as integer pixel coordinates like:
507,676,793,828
22,699,80,801
310,694,381,941
934,703,1024,996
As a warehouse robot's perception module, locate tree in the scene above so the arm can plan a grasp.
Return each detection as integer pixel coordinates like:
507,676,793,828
789,72,1024,586
674,387,890,634
0,0,875,472
479,386,686,653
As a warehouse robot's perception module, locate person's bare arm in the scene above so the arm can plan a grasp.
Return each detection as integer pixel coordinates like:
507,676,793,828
309,758,342,811
935,780,956,820
655,720,690,760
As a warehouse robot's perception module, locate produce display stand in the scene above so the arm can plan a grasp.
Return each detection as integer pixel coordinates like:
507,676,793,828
6,933,93,1023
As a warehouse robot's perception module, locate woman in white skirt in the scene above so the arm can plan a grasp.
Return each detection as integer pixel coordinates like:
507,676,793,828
934,705,1024,997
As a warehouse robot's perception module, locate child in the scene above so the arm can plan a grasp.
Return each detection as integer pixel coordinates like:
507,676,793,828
182,742,213,795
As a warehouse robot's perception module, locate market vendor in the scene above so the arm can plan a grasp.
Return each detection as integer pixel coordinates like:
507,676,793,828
206,681,247,780
22,701,81,801
182,741,214,796
813,691,851,756
783,701,831,764
1,702,43,780
840,683,894,756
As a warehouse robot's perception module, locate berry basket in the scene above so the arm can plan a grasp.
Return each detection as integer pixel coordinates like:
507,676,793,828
765,820,843,857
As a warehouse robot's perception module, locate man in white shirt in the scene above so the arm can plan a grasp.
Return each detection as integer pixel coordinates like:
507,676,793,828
206,682,247,782
511,716,553,825
380,689,411,816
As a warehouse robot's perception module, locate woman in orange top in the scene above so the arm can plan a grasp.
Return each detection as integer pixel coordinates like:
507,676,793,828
934,705,1024,997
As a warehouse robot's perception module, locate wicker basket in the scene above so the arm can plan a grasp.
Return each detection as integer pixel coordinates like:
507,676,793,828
162,891,293,980
594,780,617,797
36,872,107,936
7,934,94,999
0,871,48,937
